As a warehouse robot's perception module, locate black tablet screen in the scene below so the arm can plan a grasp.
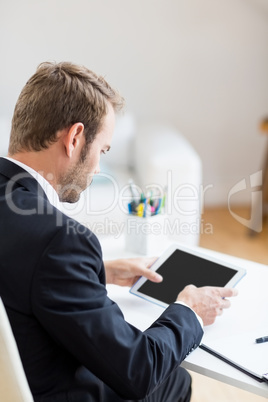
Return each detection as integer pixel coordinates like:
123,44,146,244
138,249,237,305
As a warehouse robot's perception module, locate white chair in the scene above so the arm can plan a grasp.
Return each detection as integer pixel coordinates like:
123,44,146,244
0,298,33,402
0,116,11,157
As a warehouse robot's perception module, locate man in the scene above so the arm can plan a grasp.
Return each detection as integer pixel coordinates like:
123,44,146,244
0,61,237,402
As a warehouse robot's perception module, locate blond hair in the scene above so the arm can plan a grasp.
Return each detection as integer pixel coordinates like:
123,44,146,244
9,61,124,154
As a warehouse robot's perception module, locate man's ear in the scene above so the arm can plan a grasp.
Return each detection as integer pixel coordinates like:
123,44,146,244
63,123,85,158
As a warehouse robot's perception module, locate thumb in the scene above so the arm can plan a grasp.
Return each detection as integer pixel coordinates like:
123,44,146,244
142,268,163,283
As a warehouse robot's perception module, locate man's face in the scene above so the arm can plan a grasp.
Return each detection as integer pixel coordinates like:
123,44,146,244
58,104,115,203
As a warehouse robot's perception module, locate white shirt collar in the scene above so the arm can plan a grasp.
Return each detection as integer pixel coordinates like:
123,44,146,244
4,157,63,211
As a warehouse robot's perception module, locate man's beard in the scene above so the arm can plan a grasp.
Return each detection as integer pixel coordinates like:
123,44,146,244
58,144,92,203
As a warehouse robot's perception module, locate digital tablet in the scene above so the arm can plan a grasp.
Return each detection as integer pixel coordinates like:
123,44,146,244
130,243,246,308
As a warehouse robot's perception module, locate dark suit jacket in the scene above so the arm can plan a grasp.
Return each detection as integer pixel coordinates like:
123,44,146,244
0,158,203,401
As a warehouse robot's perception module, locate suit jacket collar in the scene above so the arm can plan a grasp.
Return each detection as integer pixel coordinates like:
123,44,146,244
0,157,47,199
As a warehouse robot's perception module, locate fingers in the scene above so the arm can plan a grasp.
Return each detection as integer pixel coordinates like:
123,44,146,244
177,285,238,326
141,267,163,283
144,257,158,268
133,256,162,283
208,286,238,314
221,297,231,309
215,298,231,317
215,287,239,298
204,287,238,324
145,257,162,282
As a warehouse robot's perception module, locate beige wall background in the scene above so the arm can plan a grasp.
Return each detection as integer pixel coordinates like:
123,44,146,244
1,0,268,207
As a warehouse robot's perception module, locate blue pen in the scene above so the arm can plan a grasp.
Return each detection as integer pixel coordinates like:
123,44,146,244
256,336,268,344
142,197,147,217
154,198,162,215
128,202,132,214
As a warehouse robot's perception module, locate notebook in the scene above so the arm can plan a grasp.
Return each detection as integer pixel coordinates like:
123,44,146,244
200,329,268,383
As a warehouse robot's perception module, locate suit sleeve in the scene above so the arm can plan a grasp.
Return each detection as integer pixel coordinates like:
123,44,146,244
31,220,203,400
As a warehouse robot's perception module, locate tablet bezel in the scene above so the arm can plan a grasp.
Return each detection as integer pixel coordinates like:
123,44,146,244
130,243,247,308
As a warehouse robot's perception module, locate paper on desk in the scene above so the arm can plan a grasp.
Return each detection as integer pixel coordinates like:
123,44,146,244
203,329,268,378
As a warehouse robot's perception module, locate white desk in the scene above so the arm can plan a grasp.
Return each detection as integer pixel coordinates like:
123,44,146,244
100,236,268,398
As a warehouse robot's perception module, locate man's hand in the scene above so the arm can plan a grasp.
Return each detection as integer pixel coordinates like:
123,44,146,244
104,257,162,287
177,285,238,326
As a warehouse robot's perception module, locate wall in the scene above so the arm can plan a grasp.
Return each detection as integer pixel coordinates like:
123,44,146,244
1,0,268,207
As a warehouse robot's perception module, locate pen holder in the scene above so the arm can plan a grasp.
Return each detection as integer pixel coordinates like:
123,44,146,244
124,214,168,256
